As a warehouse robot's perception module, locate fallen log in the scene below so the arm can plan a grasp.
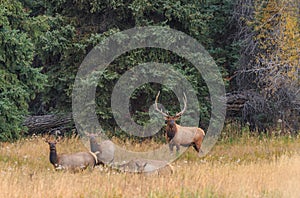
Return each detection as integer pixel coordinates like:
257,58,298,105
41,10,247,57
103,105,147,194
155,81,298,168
226,91,249,111
22,92,252,135
23,113,74,135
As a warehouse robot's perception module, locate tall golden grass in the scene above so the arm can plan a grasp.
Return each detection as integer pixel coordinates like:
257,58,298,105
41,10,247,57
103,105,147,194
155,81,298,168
0,134,299,198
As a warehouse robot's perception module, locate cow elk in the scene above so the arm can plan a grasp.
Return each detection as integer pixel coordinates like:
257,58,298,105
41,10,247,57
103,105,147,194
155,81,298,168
89,135,115,165
118,158,173,175
155,91,205,155
45,137,97,171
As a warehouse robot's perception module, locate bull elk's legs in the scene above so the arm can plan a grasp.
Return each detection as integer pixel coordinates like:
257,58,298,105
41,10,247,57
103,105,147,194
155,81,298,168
168,140,180,154
175,144,180,153
193,144,200,152
169,139,174,153
193,139,203,153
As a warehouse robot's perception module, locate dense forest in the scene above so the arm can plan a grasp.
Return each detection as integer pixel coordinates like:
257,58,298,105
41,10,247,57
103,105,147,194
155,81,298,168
0,0,299,141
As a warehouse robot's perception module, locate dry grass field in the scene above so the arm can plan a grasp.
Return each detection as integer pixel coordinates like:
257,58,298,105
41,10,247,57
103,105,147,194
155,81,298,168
0,132,299,198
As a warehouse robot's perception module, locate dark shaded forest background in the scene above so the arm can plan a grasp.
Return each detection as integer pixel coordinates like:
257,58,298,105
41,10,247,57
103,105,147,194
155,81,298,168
0,0,299,141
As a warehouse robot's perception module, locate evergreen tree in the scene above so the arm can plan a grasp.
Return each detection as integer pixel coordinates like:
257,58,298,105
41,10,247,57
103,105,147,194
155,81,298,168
0,0,46,141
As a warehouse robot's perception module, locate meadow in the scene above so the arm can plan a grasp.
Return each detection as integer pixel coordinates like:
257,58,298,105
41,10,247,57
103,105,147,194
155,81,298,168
0,127,299,198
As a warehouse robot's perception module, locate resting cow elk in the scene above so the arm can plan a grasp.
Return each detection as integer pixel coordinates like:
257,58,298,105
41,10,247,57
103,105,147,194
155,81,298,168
155,91,205,155
89,135,115,165
45,137,97,171
118,158,173,175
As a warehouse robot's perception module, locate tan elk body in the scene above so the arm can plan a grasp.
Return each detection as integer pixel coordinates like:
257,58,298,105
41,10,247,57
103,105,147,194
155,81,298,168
171,125,205,151
45,138,97,171
155,91,205,154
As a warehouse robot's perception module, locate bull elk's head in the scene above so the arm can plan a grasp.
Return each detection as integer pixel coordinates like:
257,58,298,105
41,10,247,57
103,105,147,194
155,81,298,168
155,91,187,128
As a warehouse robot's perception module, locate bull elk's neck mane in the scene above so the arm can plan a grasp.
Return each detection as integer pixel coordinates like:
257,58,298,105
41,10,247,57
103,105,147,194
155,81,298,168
166,123,177,140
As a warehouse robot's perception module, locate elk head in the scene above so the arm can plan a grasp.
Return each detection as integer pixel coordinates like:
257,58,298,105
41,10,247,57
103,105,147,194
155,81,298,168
155,91,187,128
44,135,62,167
44,135,61,149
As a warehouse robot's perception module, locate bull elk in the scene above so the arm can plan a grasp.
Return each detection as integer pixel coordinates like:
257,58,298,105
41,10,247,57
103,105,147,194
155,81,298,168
155,91,205,155
45,137,97,171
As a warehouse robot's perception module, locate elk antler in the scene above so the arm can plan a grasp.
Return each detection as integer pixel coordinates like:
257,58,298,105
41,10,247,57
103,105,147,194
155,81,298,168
155,91,169,117
175,93,187,117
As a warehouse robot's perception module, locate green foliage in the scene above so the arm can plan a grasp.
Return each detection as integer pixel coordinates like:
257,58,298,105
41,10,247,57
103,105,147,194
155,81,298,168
35,22,82,112
26,0,235,139
1,0,240,141
0,0,46,141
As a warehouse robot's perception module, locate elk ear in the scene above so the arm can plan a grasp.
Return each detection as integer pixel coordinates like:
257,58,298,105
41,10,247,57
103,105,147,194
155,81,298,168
55,136,62,143
174,115,181,120
43,138,49,143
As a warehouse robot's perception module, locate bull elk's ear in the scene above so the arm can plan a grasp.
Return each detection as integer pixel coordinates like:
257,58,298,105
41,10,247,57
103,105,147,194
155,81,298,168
174,115,181,120
164,116,172,121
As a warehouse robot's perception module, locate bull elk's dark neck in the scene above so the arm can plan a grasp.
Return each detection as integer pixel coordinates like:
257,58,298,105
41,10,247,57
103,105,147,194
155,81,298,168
49,147,58,166
166,124,177,140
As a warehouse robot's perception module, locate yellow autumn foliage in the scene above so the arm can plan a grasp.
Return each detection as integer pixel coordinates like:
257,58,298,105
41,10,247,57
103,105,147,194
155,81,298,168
253,0,299,88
